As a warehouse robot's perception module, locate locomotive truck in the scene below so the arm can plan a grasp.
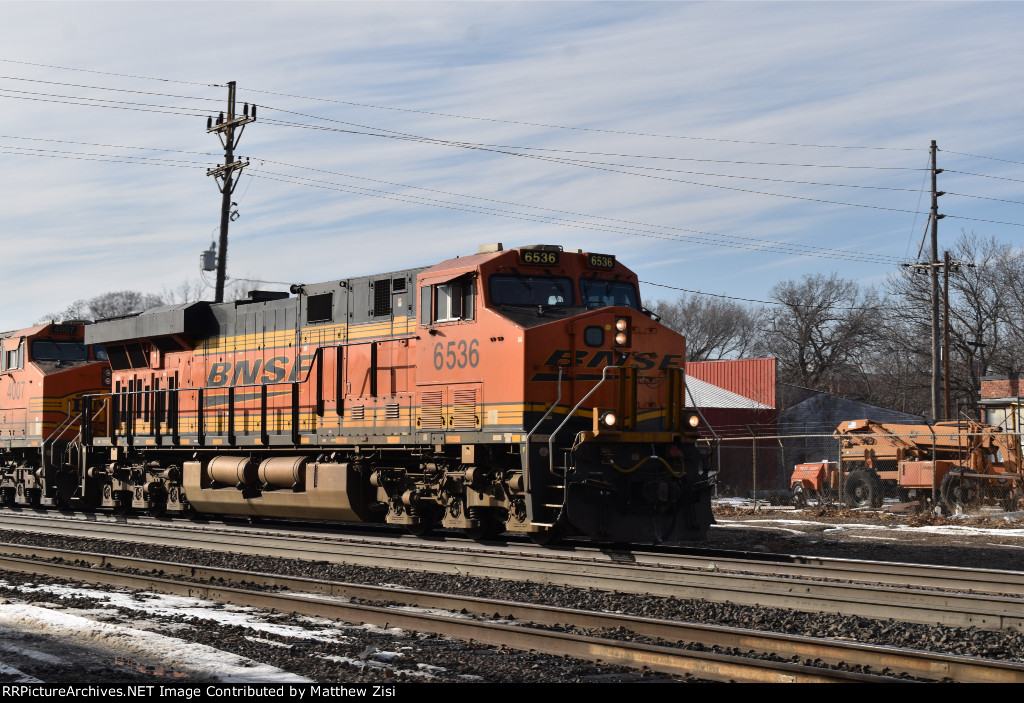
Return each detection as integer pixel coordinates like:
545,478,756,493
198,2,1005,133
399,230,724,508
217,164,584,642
1,243,715,544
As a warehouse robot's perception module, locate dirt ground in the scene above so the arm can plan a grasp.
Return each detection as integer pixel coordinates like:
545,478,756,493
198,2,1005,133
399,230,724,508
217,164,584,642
705,502,1024,571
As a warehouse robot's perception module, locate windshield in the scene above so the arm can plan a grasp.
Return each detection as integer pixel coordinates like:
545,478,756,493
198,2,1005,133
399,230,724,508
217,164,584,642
490,275,575,307
580,279,640,309
31,340,88,362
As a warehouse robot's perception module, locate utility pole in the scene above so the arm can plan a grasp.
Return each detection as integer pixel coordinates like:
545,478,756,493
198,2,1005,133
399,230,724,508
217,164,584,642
929,140,945,421
903,141,946,420
206,81,255,303
943,249,951,419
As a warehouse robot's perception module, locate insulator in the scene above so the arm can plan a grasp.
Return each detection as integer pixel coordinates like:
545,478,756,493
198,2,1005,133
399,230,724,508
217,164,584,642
217,112,224,125
206,116,212,130
251,104,256,118
243,103,249,117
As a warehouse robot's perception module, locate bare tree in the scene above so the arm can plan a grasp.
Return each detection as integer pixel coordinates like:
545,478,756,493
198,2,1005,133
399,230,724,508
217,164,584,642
160,277,208,305
886,230,1017,412
652,295,763,361
754,273,882,395
46,290,165,322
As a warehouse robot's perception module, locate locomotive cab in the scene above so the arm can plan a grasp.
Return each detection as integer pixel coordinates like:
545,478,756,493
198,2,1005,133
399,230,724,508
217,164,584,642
411,244,714,542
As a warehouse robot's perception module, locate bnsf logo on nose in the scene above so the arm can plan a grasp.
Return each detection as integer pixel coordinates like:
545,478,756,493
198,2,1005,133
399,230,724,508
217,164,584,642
542,349,683,370
206,354,313,387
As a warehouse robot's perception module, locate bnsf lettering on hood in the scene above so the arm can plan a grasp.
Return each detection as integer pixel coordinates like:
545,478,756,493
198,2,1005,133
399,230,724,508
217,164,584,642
206,354,314,387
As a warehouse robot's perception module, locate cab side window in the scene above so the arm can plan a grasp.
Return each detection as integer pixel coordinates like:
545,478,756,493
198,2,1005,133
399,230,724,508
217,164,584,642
4,340,23,371
420,278,475,325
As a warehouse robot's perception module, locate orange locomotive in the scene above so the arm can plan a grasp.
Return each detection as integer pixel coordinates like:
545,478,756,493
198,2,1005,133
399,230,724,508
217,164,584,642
0,322,109,507
80,243,714,543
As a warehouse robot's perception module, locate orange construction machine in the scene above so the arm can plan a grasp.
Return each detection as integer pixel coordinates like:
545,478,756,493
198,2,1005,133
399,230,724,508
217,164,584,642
791,419,1023,512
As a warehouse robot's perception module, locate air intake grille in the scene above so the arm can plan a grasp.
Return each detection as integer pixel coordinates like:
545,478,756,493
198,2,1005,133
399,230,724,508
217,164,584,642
420,391,444,429
452,388,479,429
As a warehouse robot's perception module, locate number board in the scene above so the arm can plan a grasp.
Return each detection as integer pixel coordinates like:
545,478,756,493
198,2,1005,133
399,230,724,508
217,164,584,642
50,324,77,335
586,253,616,270
520,250,560,266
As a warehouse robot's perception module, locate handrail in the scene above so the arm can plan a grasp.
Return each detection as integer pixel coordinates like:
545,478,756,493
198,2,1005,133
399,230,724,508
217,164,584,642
82,335,416,403
44,410,82,468
547,365,623,475
82,336,417,443
521,367,563,485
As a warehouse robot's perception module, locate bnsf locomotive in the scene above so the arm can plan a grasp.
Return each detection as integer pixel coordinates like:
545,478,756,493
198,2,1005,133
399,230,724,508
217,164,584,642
0,322,109,507
1,244,714,543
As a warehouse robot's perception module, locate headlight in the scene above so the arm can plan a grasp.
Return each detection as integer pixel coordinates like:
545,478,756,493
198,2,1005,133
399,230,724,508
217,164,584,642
600,411,617,427
614,317,631,347
687,413,700,428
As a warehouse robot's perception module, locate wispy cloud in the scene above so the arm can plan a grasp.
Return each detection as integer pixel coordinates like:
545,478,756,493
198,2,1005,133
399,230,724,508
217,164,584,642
0,2,1022,327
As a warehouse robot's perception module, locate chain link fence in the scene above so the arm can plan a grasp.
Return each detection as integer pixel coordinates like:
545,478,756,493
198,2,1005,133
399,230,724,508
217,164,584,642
708,426,1024,514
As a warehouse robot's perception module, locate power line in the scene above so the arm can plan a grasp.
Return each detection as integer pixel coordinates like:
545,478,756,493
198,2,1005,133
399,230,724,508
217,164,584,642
0,88,207,117
258,108,927,171
0,130,904,264
0,74,223,104
0,58,919,151
247,168,901,264
641,280,880,311
255,115,940,217
943,169,1024,184
0,58,221,87
941,149,1024,166
251,157,902,264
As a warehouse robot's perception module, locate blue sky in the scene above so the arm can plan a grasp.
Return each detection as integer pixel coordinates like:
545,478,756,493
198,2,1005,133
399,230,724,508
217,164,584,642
1,1,1023,330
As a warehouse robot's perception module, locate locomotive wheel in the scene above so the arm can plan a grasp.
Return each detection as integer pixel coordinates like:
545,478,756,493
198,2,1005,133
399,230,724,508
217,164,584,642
405,504,440,537
112,491,132,516
147,484,168,518
941,468,976,513
844,469,883,509
466,508,505,541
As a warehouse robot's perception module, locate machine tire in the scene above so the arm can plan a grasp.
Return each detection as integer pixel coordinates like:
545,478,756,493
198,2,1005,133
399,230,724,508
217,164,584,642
845,469,883,509
792,483,808,509
941,468,976,513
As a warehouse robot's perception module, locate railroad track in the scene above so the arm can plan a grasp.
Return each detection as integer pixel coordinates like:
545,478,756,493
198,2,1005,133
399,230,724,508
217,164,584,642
5,544,1021,683
2,511,1024,631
